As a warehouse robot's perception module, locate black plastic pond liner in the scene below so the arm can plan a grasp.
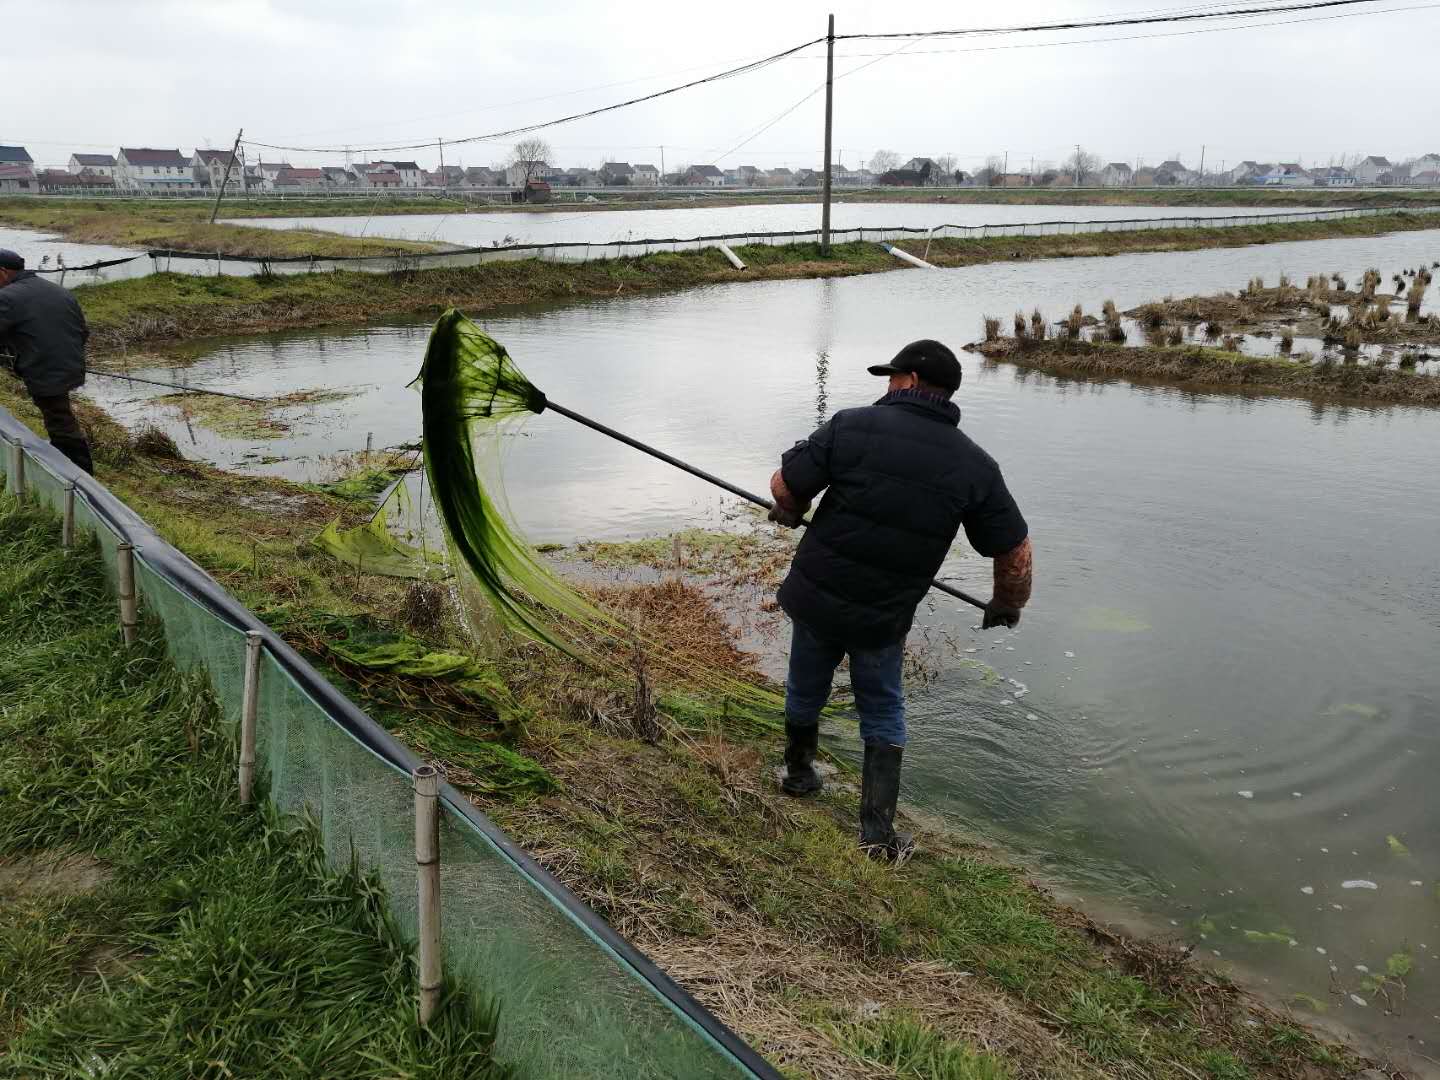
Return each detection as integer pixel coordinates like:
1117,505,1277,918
0,406,782,1080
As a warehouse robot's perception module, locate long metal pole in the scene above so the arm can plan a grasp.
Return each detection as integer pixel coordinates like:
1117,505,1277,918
820,14,835,255
541,398,987,611
209,127,244,224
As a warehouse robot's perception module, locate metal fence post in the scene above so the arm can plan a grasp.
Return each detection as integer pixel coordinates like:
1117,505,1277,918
414,764,443,1025
239,630,262,803
116,543,139,645
62,483,76,548
8,440,24,500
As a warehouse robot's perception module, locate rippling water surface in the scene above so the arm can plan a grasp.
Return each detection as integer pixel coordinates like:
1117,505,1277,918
85,228,1440,1061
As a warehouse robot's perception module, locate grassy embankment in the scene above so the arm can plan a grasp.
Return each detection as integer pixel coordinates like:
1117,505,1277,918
0,375,1388,1079
0,494,507,1075
66,209,1440,354
0,197,442,258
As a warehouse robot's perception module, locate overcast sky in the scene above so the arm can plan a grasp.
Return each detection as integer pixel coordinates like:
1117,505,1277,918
6,0,1438,173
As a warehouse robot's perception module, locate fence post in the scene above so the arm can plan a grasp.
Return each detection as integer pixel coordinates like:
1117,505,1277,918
117,542,139,645
239,630,262,803
8,440,24,501
62,483,76,548
414,764,443,1025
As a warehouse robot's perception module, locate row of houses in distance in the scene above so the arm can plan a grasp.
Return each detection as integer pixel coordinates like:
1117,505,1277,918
1093,154,1440,188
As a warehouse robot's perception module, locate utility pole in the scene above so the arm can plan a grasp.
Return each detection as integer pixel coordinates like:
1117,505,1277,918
660,145,666,182
209,127,243,224
1198,144,1206,185
1074,143,1082,186
820,13,835,255
1002,150,1008,181
1029,155,1034,186
438,138,445,171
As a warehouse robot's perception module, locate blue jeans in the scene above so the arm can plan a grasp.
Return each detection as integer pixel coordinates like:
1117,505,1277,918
784,620,907,746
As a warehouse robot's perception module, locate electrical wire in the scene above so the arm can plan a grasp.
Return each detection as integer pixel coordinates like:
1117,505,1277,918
241,0,1414,162
244,37,825,156
833,0,1388,39
826,1,1437,56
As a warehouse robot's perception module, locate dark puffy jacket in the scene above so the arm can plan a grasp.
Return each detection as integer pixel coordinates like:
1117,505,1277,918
777,389,1028,648
0,271,88,398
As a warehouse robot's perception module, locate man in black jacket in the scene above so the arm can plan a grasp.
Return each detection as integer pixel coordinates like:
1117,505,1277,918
769,339,1032,860
0,249,93,474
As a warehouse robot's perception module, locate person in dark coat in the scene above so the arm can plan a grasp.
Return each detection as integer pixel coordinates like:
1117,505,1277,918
768,340,1033,860
0,249,93,474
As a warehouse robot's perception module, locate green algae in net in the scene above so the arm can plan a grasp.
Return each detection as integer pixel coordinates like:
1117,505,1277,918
416,308,785,727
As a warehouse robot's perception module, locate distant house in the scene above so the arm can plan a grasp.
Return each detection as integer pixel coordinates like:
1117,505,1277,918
0,146,35,168
1154,160,1195,186
766,167,795,186
1353,155,1392,184
1100,162,1133,187
683,165,725,187
273,167,327,190
1257,163,1313,187
464,166,502,187
1311,166,1356,188
192,149,244,191
505,160,554,187
115,148,198,193
38,168,113,193
731,165,760,186
0,165,37,193
632,163,660,186
69,153,117,177
253,161,292,191
425,165,464,188
600,162,634,185
523,178,551,203
879,161,933,187
322,166,354,188
1409,169,1440,187
373,160,422,188
1227,161,1262,184
350,163,403,189
1412,153,1440,175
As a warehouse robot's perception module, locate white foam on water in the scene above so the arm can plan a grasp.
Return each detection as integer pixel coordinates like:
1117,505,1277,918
1341,880,1378,890
1238,791,1255,799
1301,886,1315,895
1349,994,1368,1007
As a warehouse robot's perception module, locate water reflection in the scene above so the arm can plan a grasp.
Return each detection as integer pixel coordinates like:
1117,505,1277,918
81,227,1440,1058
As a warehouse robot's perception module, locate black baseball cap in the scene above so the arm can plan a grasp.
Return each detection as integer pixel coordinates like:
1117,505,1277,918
867,339,962,393
0,249,23,271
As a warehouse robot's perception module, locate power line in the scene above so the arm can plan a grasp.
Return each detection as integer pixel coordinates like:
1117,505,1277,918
833,0,1390,39
244,37,825,156
826,1,1437,57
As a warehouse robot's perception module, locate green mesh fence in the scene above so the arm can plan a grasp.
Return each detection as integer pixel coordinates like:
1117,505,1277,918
0,425,773,1080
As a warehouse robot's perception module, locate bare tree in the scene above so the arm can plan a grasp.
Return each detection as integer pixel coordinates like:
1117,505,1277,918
978,154,1006,187
934,153,958,185
867,150,900,176
1062,147,1103,185
509,137,553,187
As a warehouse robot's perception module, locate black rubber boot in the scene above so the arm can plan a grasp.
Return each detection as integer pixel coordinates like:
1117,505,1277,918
859,742,915,862
781,722,823,796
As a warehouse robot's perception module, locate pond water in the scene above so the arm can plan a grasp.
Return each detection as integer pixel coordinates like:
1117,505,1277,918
232,200,1321,248
0,226,148,283
84,227,1440,1063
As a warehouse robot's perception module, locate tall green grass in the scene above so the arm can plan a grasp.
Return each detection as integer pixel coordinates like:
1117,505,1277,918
0,495,507,1077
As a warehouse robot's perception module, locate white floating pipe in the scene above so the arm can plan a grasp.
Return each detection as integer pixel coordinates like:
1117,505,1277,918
117,543,138,646
239,630,262,804
414,765,443,1026
62,483,76,549
716,243,746,270
883,243,936,269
